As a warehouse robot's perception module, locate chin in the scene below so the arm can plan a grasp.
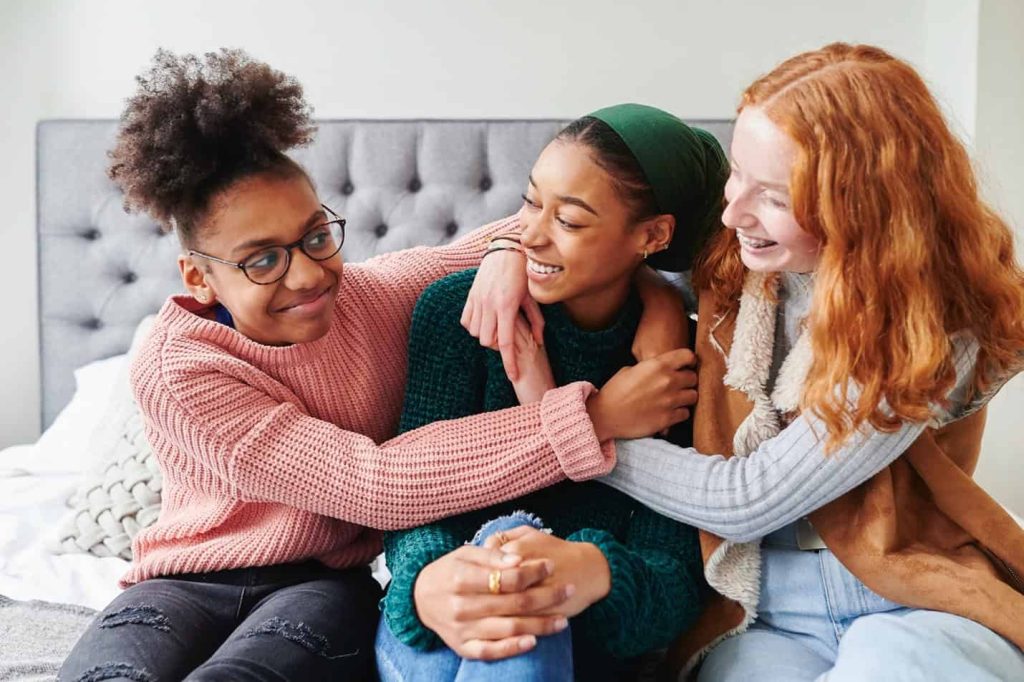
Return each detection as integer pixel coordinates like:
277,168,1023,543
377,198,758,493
297,319,333,343
526,282,564,305
739,253,777,273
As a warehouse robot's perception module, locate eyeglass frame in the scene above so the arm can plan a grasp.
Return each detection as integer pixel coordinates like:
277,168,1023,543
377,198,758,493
187,204,346,285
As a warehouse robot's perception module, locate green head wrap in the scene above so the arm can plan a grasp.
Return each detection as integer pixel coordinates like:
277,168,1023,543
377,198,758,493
588,103,728,272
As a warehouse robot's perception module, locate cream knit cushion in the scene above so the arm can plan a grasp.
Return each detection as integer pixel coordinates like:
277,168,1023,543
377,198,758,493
55,316,160,560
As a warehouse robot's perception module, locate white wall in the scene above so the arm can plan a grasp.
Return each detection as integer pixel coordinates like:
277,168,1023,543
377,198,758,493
974,0,1024,517
1,1,1018,510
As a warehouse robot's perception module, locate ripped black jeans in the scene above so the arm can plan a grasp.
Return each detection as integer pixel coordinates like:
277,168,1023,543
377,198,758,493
59,561,382,682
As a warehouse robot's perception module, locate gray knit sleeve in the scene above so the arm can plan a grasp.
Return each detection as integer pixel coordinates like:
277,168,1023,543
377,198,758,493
601,336,979,543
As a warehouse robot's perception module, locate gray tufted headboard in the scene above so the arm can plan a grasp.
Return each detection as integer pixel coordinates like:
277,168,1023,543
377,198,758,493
36,118,733,428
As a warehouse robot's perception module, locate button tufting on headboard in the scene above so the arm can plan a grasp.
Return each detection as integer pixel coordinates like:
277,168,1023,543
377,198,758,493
479,177,492,191
408,178,421,193
374,223,388,238
445,221,459,237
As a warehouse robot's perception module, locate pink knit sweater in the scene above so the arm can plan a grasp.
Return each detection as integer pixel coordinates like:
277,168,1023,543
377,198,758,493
124,216,615,586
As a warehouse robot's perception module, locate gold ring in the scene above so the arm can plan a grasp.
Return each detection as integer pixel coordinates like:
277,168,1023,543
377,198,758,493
488,569,502,595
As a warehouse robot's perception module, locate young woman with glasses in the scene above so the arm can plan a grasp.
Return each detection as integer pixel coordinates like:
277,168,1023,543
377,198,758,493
60,50,697,680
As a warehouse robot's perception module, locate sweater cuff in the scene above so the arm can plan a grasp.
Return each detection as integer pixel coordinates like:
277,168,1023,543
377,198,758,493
433,213,522,275
566,528,633,651
540,382,616,481
382,566,444,652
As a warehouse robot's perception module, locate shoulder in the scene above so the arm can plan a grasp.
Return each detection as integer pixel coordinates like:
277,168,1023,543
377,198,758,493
939,331,985,422
409,269,478,330
416,269,478,310
130,302,268,398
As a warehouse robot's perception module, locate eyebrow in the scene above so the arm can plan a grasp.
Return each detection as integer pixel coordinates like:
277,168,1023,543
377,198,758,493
528,176,599,216
730,161,789,194
231,209,325,256
761,180,790,193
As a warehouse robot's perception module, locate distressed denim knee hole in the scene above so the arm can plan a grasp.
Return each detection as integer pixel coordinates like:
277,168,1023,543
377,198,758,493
242,616,359,660
75,661,156,682
99,604,171,633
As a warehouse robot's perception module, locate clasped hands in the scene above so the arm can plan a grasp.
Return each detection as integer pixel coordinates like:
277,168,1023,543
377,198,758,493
412,525,610,661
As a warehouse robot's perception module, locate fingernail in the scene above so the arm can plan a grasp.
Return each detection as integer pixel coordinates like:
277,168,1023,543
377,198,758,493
519,635,536,651
554,617,568,631
564,584,576,597
501,553,521,565
543,560,554,576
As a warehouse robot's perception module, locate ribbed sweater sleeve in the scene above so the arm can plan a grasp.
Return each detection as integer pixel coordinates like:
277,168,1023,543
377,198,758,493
419,212,523,279
567,506,705,660
601,333,980,543
138,346,609,531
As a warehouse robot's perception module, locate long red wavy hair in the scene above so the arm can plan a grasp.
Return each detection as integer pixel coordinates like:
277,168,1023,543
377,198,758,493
694,43,1024,449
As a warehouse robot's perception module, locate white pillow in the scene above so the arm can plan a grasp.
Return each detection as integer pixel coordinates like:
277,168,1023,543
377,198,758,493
0,355,127,479
54,316,160,560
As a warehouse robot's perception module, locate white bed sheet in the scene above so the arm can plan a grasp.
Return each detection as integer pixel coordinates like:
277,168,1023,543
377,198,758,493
0,354,130,611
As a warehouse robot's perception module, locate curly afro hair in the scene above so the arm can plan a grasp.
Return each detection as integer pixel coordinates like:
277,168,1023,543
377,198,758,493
108,48,316,245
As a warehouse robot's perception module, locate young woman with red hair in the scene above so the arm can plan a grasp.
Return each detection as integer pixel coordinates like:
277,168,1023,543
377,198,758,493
471,43,1024,679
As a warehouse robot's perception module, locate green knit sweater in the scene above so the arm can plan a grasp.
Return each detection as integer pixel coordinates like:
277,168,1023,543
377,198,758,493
382,269,706,662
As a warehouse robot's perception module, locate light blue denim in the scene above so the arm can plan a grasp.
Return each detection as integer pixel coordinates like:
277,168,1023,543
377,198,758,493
696,523,1024,681
375,512,573,682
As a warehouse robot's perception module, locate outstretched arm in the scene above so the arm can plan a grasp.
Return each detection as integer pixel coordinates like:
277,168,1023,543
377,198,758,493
602,336,980,542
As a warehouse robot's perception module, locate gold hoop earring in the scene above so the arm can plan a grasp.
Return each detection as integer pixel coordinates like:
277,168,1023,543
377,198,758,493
642,249,648,260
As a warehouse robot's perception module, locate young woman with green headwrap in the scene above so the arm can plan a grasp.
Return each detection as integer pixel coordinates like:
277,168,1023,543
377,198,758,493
375,104,729,681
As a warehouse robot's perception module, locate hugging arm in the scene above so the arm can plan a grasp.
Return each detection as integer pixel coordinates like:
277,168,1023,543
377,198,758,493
603,337,980,541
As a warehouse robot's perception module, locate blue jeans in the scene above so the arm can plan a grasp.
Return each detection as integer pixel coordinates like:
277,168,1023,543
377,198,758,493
60,562,381,681
376,512,574,682
697,523,1024,681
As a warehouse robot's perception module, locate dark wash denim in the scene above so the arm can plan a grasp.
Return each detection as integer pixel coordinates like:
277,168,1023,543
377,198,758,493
60,561,382,682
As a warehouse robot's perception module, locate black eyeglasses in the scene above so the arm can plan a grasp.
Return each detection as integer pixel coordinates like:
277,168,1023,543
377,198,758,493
189,205,346,285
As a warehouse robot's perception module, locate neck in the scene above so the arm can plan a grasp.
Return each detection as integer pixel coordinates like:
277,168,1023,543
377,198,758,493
561,277,633,330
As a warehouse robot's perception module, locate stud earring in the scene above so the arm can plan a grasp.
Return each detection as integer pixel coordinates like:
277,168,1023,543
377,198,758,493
195,292,208,303
642,249,649,260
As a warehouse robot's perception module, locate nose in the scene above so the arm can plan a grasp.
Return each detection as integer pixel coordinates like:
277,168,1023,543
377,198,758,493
520,208,550,251
721,190,756,231
282,247,326,290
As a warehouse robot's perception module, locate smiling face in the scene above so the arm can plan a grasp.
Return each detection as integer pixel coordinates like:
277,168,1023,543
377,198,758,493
519,139,672,329
178,172,344,345
722,106,821,273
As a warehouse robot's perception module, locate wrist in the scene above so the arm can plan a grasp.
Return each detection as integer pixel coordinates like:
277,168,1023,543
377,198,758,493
482,244,524,261
488,232,522,245
411,571,435,629
487,234,523,253
586,392,614,442
577,542,611,603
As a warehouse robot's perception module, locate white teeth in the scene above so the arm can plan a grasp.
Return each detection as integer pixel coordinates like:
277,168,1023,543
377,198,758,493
737,234,776,249
527,258,564,275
